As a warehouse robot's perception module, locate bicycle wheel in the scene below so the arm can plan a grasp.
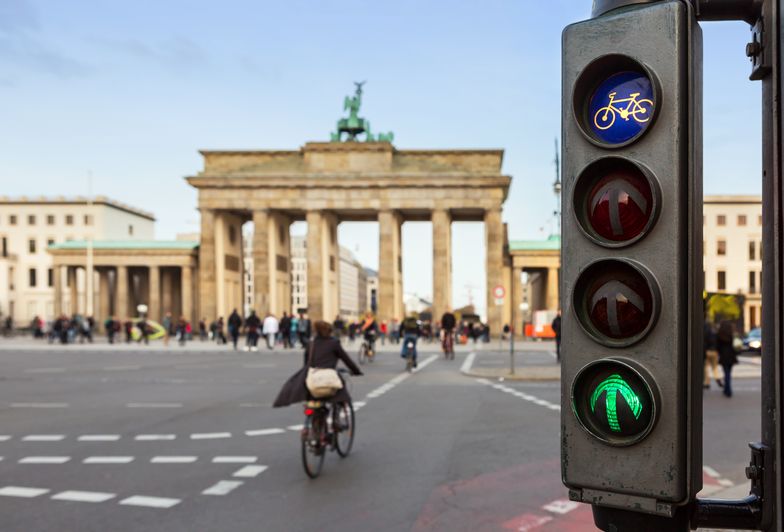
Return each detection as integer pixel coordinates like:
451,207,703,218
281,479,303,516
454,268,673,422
357,344,367,365
301,414,326,479
333,402,355,458
632,99,654,123
406,354,414,373
593,106,616,130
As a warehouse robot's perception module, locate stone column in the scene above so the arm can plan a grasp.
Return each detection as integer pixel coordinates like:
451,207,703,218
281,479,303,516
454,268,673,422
181,266,193,324
68,267,78,315
199,209,217,321
484,208,505,337
431,209,452,323
98,269,110,321
116,266,128,318
148,266,160,321
547,267,560,311
511,266,523,336
161,268,173,317
53,265,63,317
378,209,403,322
323,212,340,321
271,213,292,315
253,210,270,316
306,211,325,320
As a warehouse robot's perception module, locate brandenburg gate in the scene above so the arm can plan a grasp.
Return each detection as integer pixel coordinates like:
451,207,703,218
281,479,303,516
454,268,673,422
187,84,512,332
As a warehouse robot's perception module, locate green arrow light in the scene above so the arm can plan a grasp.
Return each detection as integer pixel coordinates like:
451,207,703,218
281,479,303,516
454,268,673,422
590,374,643,432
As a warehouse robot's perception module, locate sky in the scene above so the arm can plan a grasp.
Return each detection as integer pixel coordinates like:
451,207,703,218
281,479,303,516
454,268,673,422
0,0,761,319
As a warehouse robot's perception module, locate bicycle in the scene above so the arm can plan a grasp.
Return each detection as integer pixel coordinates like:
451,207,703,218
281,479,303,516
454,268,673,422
403,337,416,372
441,330,455,360
300,371,355,479
357,335,375,365
593,91,654,131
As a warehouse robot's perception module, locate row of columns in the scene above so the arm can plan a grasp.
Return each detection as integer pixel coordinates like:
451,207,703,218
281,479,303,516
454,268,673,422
52,264,194,323
508,265,560,332
198,206,507,333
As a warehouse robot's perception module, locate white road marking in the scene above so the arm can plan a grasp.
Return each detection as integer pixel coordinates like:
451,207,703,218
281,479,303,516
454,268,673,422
232,465,268,478
239,403,267,408
0,436,11,442
703,465,721,478
460,352,477,373
245,428,285,436
126,402,182,409
212,456,257,464
542,499,581,515
24,368,66,374
719,479,735,487
0,486,49,498
477,378,560,411
11,402,68,408
151,456,198,464
135,434,176,441
103,365,140,371
286,425,304,431
414,354,439,373
78,434,121,442
83,456,134,464
119,495,181,508
201,480,244,496
22,435,65,442
190,432,231,440
19,456,70,464
52,490,116,503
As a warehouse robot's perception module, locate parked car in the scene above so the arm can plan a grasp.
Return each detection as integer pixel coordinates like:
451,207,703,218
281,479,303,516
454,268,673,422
742,327,762,354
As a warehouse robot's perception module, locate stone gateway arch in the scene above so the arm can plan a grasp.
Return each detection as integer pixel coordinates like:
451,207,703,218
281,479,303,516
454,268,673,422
187,141,512,332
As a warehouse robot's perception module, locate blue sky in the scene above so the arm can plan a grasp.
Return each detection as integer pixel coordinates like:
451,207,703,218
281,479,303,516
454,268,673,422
0,1,760,319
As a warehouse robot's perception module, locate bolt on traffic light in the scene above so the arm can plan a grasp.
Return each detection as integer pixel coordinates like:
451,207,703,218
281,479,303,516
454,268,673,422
561,0,703,517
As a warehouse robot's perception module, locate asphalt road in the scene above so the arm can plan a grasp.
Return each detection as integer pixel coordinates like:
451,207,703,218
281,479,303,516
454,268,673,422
0,338,762,531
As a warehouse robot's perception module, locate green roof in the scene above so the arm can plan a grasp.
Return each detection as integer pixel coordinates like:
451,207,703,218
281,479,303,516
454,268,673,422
49,240,198,251
509,234,560,252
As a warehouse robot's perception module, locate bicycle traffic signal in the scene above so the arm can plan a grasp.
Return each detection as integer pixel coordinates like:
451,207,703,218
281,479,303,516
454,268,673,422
561,0,703,517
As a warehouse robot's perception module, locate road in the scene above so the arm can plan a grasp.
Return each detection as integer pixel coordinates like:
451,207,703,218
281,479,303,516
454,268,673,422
0,337,761,531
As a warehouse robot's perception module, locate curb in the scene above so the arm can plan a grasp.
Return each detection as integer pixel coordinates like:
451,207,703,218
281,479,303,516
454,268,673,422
459,352,561,381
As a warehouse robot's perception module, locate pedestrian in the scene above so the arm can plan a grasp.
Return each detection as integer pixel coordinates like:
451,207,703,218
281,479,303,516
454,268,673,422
137,317,149,345
176,316,188,346
3,315,13,337
228,309,242,350
390,319,400,344
263,312,279,350
81,316,93,343
552,310,562,362
199,318,207,341
279,312,291,348
333,315,344,342
717,321,739,398
124,320,133,343
704,321,722,389
298,312,311,348
104,315,116,344
380,320,388,345
216,317,227,345
245,310,261,351
162,312,172,347
289,313,299,348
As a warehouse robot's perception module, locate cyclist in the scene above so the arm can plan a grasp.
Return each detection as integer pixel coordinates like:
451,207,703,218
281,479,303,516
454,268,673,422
400,314,421,367
360,312,379,357
440,310,457,359
273,320,363,407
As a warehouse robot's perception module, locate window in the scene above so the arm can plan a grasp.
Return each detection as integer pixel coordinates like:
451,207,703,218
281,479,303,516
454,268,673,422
717,240,726,256
717,215,726,226
750,306,758,329
84,214,93,225
28,214,35,225
47,214,55,225
718,270,726,291
128,224,134,236
1,237,6,258
750,271,757,294
9,215,16,225
47,238,54,247
47,268,53,288
750,241,756,261
738,214,747,226
28,239,36,254
65,215,74,225
28,268,36,288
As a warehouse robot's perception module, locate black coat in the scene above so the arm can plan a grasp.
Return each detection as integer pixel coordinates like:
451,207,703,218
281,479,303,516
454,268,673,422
273,337,362,407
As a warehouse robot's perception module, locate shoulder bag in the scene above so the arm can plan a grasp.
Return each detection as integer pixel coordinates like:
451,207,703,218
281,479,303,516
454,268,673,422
305,341,343,398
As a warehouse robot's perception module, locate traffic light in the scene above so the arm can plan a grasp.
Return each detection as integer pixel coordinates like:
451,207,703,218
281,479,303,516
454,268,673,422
561,0,703,518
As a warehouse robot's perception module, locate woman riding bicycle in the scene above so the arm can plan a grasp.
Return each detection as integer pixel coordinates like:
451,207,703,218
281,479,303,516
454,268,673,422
274,321,363,408
360,312,379,356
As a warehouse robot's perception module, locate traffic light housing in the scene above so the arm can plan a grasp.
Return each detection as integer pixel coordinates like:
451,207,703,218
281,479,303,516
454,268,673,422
561,0,703,516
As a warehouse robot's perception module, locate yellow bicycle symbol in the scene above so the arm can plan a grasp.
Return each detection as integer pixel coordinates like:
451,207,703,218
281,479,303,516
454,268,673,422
593,91,654,131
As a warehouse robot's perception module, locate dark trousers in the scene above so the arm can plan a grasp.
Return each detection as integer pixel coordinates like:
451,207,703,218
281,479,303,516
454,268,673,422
722,363,734,397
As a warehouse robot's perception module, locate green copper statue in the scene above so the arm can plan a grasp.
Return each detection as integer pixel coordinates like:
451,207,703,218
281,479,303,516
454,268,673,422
330,82,394,143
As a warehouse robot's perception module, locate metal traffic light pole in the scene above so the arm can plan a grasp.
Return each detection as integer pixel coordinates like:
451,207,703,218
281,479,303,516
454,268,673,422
573,0,779,530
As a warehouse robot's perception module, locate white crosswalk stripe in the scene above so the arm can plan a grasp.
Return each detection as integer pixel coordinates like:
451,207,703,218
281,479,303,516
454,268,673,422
232,465,268,478
202,480,244,496
0,486,49,498
119,495,181,508
52,490,115,503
